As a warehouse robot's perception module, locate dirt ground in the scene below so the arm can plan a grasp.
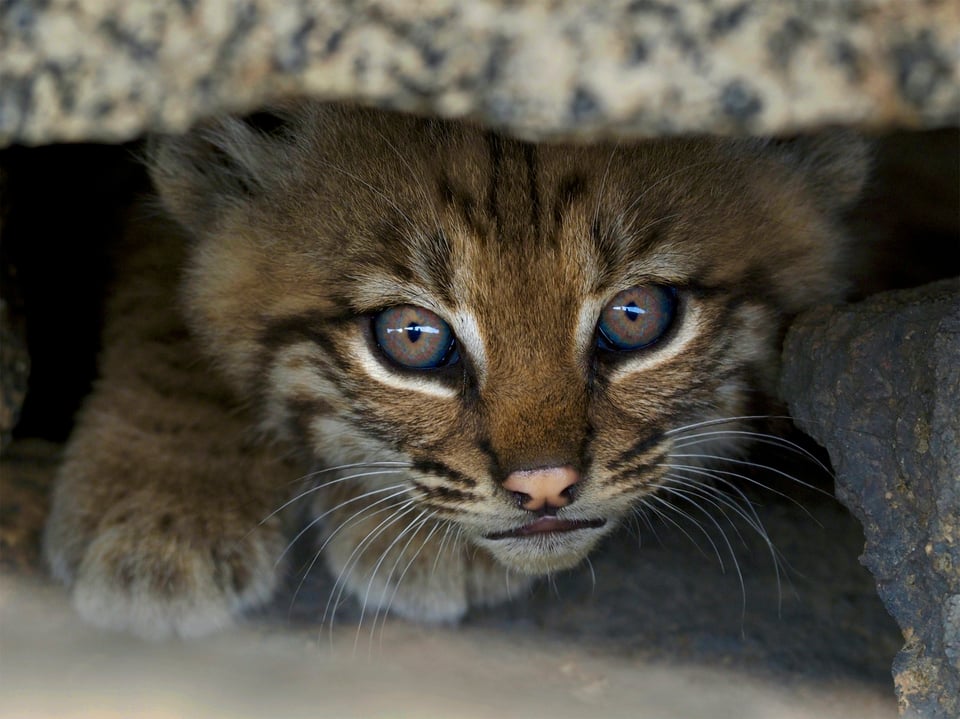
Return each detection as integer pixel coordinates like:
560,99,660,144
1,438,901,718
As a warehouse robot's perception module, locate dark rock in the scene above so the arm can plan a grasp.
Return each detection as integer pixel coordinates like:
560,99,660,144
781,279,960,718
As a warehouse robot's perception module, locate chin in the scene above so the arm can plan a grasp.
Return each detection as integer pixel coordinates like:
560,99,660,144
475,525,611,575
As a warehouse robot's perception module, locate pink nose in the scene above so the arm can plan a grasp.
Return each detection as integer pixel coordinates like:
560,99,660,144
502,466,581,511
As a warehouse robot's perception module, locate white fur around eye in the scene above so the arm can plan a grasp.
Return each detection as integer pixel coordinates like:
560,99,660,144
449,310,486,384
607,301,703,383
576,297,606,357
348,335,458,399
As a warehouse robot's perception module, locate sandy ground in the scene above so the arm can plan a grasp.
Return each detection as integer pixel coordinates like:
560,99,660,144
0,440,901,718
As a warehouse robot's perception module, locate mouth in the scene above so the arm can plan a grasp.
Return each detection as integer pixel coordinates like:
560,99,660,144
485,517,607,541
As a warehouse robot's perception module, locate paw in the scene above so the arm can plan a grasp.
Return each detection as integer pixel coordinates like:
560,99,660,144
64,509,283,639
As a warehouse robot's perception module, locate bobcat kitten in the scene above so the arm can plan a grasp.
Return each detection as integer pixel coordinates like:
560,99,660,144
44,103,868,638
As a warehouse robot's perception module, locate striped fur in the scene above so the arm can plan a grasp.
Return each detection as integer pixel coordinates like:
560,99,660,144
43,103,868,637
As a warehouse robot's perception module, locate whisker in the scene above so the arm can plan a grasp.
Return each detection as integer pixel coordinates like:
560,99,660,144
666,473,773,535
261,470,410,526
371,515,443,651
584,556,597,595
665,415,794,436
290,461,413,485
671,430,831,476
430,520,457,580
653,489,748,620
276,484,409,568
660,480,752,550
323,502,421,635
668,452,830,496
286,493,410,621
547,572,560,599
354,509,432,654
662,475,786,616
627,212,681,241
640,496,723,570
630,505,661,548
663,463,824,523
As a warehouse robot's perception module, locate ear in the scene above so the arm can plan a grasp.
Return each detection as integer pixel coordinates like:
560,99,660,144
768,130,872,213
146,109,297,233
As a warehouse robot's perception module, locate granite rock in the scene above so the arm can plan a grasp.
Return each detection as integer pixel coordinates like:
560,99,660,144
2,0,959,147
781,279,960,718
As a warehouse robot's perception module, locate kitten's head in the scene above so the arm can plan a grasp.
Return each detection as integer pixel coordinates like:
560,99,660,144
150,103,867,575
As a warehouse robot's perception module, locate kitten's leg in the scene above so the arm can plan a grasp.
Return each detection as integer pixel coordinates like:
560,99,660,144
43,225,299,639
316,484,534,624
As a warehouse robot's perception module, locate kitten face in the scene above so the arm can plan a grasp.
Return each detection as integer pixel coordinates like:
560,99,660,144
152,104,865,578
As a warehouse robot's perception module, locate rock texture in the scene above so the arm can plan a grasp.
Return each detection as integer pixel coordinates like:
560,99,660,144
782,279,960,719
2,0,959,146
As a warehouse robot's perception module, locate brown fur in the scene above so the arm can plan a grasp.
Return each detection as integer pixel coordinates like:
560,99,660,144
44,103,869,637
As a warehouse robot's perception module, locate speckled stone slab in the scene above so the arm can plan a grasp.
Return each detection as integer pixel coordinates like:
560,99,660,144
2,0,959,146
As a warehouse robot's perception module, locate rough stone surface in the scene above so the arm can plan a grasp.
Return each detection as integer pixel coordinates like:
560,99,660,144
781,279,960,719
2,0,959,147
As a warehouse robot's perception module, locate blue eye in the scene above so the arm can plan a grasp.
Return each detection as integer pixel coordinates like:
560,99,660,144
373,305,458,369
597,285,677,351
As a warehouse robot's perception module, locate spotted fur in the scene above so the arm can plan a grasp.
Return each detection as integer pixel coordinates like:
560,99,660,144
43,103,868,638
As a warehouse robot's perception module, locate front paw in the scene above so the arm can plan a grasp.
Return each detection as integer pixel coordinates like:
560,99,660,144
61,509,284,640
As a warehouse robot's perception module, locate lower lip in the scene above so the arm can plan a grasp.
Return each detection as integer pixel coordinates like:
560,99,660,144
485,517,607,541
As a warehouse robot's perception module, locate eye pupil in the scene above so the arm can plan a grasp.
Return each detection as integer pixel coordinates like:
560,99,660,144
406,323,422,343
617,302,642,322
598,286,676,352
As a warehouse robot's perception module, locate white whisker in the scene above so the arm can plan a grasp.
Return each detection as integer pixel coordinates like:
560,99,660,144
286,493,411,621
275,483,408,567
355,509,432,654
665,415,794,436
668,452,829,495
323,502,420,635
663,463,824,523
644,495,725,572
372,515,443,651
584,556,596,595
653,488,747,620
261,469,410,526
671,429,831,476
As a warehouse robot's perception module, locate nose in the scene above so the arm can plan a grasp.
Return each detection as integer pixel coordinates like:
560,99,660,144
502,465,581,512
